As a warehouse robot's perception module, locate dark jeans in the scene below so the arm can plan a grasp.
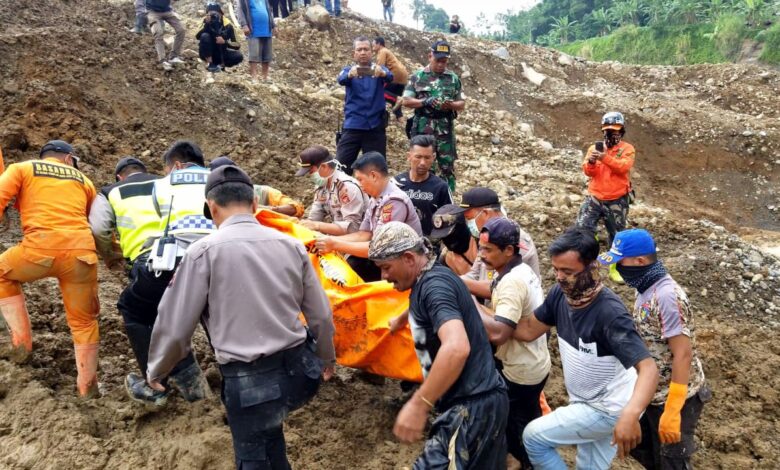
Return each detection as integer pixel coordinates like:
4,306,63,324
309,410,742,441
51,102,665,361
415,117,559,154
198,33,244,68
503,372,548,468
335,127,387,175
576,194,630,247
414,389,509,470
347,256,381,283
384,82,405,119
630,385,711,470
269,0,289,18
221,341,323,469
118,253,193,377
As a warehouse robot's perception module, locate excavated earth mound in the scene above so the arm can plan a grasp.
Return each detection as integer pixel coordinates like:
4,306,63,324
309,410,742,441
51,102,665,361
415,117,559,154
0,0,778,468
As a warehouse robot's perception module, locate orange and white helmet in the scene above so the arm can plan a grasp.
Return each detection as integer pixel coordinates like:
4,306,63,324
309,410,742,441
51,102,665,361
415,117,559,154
601,112,625,131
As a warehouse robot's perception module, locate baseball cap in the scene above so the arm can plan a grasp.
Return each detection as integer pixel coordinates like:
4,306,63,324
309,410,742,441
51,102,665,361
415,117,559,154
430,204,466,240
209,155,236,170
40,140,79,169
598,229,656,265
431,40,451,59
114,157,147,181
479,217,519,248
459,187,500,209
296,146,332,177
203,165,254,220
206,2,223,14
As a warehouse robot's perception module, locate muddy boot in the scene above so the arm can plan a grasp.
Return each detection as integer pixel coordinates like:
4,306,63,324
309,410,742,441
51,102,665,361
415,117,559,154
0,294,33,364
74,343,100,398
125,372,169,407
169,358,210,402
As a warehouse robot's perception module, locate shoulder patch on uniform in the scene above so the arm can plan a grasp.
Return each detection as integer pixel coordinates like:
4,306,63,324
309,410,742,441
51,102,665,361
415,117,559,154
381,203,393,223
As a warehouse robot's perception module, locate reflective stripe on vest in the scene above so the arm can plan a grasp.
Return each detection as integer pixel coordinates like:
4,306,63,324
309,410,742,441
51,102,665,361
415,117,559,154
154,167,216,236
107,179,161,261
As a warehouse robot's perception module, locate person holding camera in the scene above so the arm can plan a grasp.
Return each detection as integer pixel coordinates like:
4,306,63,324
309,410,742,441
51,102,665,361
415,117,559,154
335,37,393,174
577,111,636,283
196,3,243,73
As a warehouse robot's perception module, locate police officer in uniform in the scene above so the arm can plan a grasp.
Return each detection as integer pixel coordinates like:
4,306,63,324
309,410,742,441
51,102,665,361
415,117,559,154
294,145,368,235
314,152,421,282
146,164,336,469
403,40,466,191
118,141,214,405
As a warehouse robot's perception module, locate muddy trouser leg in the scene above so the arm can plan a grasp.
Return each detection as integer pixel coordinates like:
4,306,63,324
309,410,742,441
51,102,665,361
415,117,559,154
166,12,186,59
576,196,606,239
503,372,548,468
434,124,457,192
222,343,322,470
148,11,168,61
630,387,708,470
414,389,509,470
603,195,630,247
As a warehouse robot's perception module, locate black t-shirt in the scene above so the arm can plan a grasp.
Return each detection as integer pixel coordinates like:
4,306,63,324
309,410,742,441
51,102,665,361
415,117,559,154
409,262,504,409
394,172,452,236
534,284,651,413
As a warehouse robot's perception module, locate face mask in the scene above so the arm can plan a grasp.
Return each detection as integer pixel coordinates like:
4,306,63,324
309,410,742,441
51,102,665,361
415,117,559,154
310,171,327,187
604,131,622,148
557,262,603,308
444,223,472,255
616,261,667,293
466,210,484,238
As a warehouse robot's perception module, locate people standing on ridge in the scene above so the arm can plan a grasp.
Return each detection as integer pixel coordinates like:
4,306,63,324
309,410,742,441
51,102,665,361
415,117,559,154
403,40,465,191
295,146,368,235
336,37,393,174
393,135,452,237
235,0,275,81
147,164,336,470
145,0,186,71
577,111,636,283
599,229,710,470
373,37,408,123
449,15,461,34
382,0,393,22
368,222,509,469
0,140,100,398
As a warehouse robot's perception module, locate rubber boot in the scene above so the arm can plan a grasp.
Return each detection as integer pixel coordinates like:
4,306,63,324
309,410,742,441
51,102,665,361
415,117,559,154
169,356,210,402
539,391,552,415
609,263,625,284
0,294,33,363
74,343,99,398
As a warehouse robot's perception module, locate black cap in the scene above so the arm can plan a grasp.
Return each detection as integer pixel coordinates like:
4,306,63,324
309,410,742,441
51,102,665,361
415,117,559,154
203,165,254,220
480,217,520,248
431,40,451,59
459,187,500,209
430,204,466,240
40,140,79,169
114,157,147,181
295,146,332,177
209,155,236,170
206,2,223,14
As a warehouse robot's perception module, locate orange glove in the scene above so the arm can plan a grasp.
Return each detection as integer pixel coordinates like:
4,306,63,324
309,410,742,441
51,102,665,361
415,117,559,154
658,381,687,444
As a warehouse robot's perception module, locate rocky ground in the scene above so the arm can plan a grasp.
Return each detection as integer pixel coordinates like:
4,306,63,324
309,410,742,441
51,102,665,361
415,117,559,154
0,0,778,468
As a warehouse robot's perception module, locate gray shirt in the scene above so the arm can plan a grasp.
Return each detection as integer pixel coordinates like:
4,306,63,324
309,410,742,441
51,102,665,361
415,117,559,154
308,170,368,234
146,213,336,381
359,180,423,235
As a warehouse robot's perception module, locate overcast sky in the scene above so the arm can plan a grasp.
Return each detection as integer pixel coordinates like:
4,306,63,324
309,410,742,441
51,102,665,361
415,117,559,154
349,0,539,34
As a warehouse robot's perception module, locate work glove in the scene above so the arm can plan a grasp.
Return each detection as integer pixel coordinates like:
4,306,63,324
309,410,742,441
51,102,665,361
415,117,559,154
658,381,687,444
422,97,441,110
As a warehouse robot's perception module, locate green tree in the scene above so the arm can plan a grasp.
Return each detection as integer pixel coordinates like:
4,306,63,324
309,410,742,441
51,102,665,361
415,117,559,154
667,0,702,25
738,0,769,25
590,7,616,36
423,5,450,32
550,15,578,43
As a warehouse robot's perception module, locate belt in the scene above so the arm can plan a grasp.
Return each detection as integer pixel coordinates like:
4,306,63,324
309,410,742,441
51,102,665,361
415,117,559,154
219,341,307,377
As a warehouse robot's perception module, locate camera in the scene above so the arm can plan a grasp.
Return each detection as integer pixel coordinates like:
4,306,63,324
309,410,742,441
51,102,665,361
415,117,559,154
207,12,224,35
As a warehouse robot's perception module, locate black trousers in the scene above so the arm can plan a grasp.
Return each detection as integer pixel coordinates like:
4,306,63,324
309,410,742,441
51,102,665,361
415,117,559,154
198,33,244,68
117,253,194,377
335,127,387,175
221,341,323,469
503,372,548,468
269,0,289,18
630,386,710,470
347,256,381,283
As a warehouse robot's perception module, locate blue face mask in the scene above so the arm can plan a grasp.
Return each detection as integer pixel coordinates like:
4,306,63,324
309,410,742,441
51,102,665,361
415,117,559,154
310,171,327,187
466,218,479,238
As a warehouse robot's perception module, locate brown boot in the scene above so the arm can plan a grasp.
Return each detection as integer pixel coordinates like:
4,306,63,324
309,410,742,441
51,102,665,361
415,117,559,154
0,294,32,363
74,343,99,398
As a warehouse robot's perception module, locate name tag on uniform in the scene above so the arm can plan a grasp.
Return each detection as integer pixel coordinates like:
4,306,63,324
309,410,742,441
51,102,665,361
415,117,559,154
171,172,208,185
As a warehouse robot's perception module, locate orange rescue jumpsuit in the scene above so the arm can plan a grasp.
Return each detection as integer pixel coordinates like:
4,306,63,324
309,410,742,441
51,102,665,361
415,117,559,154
0,157,99,396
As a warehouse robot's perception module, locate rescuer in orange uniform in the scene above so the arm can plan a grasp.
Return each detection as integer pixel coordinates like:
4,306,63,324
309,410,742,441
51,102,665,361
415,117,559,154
577,111,636,283
0,140,100,397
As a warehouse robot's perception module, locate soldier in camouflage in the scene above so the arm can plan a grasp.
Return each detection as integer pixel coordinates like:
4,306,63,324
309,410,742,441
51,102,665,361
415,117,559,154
403,40,465,191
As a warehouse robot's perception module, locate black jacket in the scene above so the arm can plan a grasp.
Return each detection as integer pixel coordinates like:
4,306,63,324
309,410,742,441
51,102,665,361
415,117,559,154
196,16,241,50
146,0,172,13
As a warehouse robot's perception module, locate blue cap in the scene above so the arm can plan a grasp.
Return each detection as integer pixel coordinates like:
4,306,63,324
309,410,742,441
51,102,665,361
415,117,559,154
598,229,656,265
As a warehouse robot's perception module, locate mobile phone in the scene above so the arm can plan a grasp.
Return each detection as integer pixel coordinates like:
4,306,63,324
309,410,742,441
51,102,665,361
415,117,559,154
357,65,373,77
594,141,604,152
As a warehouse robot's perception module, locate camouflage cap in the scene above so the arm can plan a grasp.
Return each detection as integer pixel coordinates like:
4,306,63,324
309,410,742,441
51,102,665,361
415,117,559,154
368,222,425,261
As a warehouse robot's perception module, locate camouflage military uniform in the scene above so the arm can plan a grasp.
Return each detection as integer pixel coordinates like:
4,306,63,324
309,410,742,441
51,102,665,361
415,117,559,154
404,67,463,191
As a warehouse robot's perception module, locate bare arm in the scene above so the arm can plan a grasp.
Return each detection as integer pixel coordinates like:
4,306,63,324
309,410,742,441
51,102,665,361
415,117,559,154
512,313,551,342
612,357,659,458
477,303,513,346
460,277,492,300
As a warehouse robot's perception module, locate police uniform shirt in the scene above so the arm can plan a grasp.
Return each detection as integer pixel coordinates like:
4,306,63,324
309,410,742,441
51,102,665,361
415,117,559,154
359,180,423,236
146,213,336,382
308,170,368,234
394,171,452,236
